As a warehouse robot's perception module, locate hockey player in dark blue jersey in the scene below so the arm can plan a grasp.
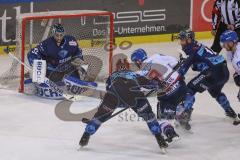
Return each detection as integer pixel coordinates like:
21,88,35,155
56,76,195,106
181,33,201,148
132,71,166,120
79,58,179,151
178,29,239,124
26,23,97,99
27,23,83,82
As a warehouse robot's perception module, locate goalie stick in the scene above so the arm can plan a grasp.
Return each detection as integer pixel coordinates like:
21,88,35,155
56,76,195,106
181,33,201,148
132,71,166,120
3,47,106,101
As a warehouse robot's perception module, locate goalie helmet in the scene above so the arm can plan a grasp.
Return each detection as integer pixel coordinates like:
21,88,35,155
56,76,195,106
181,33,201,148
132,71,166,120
51,23,65,35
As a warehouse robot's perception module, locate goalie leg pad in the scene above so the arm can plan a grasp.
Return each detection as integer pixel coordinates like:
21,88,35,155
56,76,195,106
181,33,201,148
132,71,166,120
35,82,63,99
24,79,37,95
24,78,63,99
63,76,97,95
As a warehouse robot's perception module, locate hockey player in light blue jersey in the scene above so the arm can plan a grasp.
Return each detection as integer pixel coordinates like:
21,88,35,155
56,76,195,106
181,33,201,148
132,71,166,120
79,58,179,151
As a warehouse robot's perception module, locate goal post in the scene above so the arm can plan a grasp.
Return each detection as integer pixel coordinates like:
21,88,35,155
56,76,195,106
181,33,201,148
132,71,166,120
0,10,114,93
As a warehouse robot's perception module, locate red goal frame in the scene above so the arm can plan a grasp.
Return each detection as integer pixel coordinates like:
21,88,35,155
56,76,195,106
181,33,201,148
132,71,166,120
19,11,114,93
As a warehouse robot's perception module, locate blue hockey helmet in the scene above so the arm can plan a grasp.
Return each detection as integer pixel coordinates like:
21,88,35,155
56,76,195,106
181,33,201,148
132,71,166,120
51,23,65,35
220,30,239,43
131,48,148,63
178,29,195,40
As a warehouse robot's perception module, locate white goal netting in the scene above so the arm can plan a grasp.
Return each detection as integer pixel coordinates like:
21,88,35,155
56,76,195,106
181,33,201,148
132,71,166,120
0,10,114,92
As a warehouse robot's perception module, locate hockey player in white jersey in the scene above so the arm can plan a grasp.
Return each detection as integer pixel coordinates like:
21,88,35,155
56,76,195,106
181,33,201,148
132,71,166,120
131,49,195,130
221,30,240,117
220,30,240,79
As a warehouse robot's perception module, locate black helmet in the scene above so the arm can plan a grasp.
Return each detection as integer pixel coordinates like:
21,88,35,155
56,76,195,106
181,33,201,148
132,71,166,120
51,23,65,35
179,29,195,40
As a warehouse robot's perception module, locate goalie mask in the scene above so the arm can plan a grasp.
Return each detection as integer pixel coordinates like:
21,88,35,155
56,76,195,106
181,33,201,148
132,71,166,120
52,23,65,44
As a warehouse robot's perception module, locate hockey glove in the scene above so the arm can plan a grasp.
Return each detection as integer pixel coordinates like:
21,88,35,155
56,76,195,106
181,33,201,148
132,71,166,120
233,72,240,87
71,57,83,67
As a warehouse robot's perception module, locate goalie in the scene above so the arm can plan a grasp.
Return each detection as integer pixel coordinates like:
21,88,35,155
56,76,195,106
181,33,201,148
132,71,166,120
26,23,97,99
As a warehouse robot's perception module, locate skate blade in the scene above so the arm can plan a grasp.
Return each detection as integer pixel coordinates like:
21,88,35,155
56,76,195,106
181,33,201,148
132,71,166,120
172,136,181,142
167,136,181,147
233,120,240,125
160,148,167,154
77,145,85,151
224,116,240,125
175,122,192,132
233,117,240,125
77,146,82,151
176,125,194,134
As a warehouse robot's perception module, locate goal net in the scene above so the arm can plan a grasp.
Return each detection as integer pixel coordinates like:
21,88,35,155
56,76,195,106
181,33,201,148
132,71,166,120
0,10,114,93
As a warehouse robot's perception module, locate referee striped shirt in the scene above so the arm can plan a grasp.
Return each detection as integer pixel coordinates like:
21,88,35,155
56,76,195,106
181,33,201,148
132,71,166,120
212,0,240,30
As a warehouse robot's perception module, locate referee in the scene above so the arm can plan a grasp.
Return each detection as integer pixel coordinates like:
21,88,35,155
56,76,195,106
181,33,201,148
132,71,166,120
211,0,240,54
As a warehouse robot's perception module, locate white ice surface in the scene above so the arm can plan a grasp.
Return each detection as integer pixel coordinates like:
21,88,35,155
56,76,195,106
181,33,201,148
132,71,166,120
0,40,240,160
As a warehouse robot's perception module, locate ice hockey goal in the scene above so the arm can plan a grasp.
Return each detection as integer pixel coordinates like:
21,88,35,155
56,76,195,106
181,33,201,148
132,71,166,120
0,10,114,93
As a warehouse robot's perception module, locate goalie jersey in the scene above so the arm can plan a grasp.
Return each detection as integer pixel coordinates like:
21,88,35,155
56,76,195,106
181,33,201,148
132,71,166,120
27,35,83,72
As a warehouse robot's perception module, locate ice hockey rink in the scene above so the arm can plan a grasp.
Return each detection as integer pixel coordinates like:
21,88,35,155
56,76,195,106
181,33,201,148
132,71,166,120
0,40,240,160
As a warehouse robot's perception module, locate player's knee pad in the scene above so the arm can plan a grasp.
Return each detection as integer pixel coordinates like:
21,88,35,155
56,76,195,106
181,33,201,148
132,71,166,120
233,73,240,87
93,93,118,122
85,119,102,135
134,100,155,120
147,120,161,135
183,93,195,110
216,93,231,110
157,101,175,120
100,92,118,111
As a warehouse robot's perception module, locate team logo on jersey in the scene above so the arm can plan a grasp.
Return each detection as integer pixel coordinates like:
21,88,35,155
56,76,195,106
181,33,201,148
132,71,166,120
58,50,68,59
69,40,77,46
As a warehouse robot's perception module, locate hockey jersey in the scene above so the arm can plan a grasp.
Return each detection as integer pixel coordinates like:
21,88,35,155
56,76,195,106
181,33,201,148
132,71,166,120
226,43,240,74
179,41,225,76
137,54,178,79
27,35,83,72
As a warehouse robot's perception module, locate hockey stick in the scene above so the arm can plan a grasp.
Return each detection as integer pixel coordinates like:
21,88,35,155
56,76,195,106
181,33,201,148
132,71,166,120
3,47,106,101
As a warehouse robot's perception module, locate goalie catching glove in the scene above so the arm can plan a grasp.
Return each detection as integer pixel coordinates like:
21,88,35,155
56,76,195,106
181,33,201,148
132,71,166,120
71,57,84,68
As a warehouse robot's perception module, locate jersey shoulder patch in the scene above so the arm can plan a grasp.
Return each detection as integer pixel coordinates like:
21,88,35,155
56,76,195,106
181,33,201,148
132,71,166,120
64,35,78,46
69,40,77,46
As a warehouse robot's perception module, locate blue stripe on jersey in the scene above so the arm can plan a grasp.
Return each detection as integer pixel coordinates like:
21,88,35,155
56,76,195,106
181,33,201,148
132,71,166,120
197,46,205,56
207,55,225,65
